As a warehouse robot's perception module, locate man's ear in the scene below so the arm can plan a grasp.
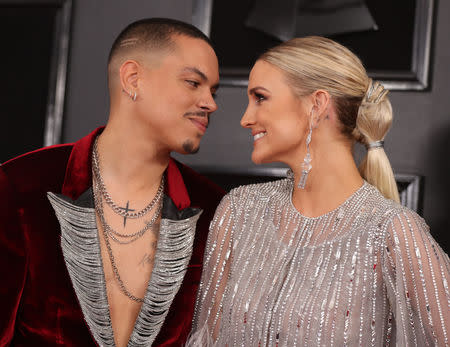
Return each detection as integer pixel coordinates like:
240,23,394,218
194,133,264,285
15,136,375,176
119,60,139,94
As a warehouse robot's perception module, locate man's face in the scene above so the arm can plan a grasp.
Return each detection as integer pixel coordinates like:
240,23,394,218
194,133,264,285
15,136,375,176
135,35,219,154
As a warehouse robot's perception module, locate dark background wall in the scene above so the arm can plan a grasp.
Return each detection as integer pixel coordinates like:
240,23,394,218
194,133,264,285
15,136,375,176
62,0,449,251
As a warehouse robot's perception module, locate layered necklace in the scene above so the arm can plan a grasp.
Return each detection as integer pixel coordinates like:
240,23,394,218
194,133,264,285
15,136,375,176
92,137,164,302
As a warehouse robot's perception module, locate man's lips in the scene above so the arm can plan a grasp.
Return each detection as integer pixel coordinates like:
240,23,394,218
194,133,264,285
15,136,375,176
184,111,209,134
189,117,208,133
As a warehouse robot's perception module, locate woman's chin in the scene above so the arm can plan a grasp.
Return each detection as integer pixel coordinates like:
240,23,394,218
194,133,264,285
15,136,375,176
251,152,273,165
251,152,262,164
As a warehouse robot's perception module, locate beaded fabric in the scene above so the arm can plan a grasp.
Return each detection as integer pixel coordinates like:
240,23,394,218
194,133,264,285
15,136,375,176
48,191,202,346
189,176,450,346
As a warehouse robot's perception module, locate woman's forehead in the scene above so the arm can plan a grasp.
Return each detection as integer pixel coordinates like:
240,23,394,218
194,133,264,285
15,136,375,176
249,61,290,92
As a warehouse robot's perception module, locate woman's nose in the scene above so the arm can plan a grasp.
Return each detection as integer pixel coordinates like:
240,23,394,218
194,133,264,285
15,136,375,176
240,106,255,128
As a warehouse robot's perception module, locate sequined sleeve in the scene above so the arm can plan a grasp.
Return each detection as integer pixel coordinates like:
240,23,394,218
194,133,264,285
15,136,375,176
382,208,450,346
189,193,235,345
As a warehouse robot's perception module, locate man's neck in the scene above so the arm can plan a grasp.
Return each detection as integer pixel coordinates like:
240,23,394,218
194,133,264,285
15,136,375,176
95,123,170,198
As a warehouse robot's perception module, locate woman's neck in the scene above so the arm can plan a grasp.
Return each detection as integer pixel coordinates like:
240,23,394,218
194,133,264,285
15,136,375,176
289,141,363,218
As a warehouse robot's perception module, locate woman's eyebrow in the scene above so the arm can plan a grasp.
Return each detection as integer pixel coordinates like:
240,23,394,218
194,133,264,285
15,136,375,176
248,86,270,94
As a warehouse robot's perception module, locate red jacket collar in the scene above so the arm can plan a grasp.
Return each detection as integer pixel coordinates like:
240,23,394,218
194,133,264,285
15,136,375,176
61,127,191,210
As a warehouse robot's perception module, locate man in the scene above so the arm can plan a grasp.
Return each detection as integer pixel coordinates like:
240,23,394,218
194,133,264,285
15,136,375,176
0,18,224,346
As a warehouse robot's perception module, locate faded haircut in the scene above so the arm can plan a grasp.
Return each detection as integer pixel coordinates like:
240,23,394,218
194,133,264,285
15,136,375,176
108,17,212,69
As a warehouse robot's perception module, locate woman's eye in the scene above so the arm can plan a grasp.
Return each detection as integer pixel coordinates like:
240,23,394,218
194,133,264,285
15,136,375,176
186,80,199,88
255,93,265,103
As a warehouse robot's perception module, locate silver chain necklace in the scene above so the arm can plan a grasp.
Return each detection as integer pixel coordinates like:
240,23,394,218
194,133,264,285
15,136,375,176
94,178,163,244
91,137,165,302
93,177,158,303
92,137,164,219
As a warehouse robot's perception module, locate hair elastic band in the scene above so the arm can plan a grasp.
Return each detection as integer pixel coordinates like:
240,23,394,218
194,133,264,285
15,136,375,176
366,140,384,150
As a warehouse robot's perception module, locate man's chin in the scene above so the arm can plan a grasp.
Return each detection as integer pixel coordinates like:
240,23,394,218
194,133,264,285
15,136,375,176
181,139,200,154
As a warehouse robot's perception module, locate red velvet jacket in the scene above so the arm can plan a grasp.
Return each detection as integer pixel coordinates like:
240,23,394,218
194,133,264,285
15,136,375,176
0,128,225,346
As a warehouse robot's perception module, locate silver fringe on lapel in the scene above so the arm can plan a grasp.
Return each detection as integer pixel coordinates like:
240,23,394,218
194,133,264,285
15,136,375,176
48,192,115,347
129,213,202,346
48,192,202,347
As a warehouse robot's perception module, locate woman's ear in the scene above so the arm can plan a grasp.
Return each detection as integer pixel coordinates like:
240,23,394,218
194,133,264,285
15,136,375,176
308,89,331,128
312,89,331,120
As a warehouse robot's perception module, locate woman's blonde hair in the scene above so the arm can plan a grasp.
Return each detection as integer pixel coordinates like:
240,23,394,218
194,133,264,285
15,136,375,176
260,36,399,202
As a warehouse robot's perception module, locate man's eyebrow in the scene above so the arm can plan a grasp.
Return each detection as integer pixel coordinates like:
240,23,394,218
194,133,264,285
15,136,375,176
248,86,270,94
182,67,208,81
182,66,220,90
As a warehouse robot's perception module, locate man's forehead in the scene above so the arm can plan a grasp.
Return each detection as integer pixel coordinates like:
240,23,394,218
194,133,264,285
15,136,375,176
141,35,218,81
163,45,218,78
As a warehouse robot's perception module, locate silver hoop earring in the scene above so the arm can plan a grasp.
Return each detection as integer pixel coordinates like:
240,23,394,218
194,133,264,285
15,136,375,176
298,111,314,189
132,91,137,101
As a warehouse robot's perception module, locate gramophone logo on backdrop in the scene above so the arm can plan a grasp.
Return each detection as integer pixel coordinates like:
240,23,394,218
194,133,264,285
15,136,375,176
245,0,378,41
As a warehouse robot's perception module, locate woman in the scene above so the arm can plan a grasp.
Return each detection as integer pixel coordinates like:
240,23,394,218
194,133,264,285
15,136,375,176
190,37,449,346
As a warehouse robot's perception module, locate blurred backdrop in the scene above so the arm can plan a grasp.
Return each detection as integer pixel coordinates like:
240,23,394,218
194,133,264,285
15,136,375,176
0,0,448,251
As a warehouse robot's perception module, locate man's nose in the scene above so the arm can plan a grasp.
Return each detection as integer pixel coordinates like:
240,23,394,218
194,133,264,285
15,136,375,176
199,92,218,113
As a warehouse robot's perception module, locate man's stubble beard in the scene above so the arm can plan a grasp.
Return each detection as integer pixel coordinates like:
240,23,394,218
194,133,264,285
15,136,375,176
182,139,200,154
181,111,209,154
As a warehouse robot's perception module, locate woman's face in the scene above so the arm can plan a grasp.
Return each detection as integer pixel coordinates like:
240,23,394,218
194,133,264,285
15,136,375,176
241,60,310,165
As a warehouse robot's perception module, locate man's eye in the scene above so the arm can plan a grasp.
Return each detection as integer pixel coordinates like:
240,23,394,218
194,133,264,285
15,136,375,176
186,80,199,87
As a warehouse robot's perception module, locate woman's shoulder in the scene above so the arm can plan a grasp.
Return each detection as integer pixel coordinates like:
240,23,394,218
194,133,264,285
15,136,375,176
214,179,291,217
363,182,429,237
226,178,291,203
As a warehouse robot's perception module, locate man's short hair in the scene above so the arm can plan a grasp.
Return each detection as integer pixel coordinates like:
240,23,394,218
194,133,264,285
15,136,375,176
108,17,212,68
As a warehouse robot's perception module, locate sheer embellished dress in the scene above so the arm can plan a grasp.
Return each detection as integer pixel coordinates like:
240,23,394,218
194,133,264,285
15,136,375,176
190,175,450,346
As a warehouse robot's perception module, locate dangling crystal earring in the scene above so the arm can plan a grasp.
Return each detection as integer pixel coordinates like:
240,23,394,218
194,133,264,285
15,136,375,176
298,111,314,189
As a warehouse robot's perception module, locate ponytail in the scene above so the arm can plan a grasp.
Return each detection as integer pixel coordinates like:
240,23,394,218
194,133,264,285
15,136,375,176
353,81,400,202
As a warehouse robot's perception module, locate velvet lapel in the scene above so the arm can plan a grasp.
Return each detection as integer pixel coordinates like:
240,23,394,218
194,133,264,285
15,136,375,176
61,127,101,200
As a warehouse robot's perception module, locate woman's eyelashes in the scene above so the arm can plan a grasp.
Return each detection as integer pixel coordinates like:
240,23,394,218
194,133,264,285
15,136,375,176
254,92,266,104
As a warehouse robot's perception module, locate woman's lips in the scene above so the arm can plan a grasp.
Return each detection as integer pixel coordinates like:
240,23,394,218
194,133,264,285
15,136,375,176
253,131,267,142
